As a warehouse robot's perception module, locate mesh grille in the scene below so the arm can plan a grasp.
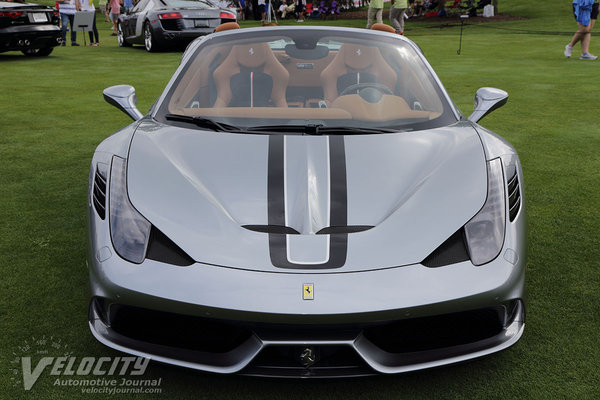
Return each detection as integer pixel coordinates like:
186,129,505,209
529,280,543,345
160,19,182,31
363,307,504,353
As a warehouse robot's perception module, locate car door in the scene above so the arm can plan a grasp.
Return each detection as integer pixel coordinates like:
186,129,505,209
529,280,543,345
123,0,151,43
134,0,157,41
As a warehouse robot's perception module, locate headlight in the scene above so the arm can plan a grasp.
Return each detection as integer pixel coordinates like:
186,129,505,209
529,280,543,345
464,158,506,266
109,156,151,264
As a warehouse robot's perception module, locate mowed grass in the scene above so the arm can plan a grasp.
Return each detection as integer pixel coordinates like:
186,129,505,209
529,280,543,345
1,1,599,398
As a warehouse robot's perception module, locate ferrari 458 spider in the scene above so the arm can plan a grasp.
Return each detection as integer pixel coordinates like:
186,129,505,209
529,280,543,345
88,24,526,377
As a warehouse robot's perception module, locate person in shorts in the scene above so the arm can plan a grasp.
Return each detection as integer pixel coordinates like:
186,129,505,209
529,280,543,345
106,0,122,36
564,0,598,60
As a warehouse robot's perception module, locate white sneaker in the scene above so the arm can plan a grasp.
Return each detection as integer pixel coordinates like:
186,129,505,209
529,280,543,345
580,52,598,60
564,44,572,58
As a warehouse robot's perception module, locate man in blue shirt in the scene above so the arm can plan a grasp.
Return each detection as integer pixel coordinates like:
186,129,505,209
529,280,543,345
123,0,133,13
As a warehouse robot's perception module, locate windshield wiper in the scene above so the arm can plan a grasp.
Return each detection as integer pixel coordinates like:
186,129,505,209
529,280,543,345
165,114,241,132
247,124,402,135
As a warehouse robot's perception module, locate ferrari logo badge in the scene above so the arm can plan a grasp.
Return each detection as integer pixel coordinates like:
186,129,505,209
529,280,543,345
303,283,314,300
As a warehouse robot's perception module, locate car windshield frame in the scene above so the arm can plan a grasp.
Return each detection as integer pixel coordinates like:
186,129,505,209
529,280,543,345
164,0,216,8
154,27,459,134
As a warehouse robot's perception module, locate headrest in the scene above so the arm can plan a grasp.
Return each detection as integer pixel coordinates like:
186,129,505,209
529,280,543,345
371,23,396,34
215,22,240,32
228,43,274,68
339,44,377,70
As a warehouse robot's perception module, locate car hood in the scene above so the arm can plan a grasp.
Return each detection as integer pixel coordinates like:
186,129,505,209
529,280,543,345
127,120,487,273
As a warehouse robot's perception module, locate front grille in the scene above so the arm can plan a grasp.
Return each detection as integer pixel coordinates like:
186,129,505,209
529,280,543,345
242,345,375,377
363,307,504,353
507,172,521,221
160,19,182,31
92,163,108,220
109,304,253,354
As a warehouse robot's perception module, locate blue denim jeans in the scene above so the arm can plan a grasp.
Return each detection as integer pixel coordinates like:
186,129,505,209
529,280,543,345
60,13,76,44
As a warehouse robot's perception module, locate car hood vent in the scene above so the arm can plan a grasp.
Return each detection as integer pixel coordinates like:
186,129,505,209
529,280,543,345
243,225,373,235
507,172,521,222
92,163,108,220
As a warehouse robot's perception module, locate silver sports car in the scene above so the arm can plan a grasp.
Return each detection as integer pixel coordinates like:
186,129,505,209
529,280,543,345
88,24,526,377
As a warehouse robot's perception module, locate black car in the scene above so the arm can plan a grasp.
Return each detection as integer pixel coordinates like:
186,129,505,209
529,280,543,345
0,0,61,56
117,0,236,52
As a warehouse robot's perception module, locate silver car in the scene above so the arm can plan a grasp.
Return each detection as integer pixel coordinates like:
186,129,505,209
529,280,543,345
88,25,526,377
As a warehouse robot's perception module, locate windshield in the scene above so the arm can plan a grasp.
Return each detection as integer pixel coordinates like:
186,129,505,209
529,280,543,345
156,28,458,132
164,0,215,8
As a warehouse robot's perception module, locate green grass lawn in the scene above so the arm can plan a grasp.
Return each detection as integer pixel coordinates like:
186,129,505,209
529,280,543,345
1,0,599,398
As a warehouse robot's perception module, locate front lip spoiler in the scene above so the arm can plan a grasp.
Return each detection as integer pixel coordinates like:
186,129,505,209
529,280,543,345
89,300,525,377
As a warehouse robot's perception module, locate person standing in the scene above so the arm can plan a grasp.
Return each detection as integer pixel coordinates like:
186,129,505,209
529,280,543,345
295,0,305,22
257,0,266,21
107,0,122,36
77,0,99,46
366,0,384,29
565,0,598,60
390,0,408,34
58,0,79,46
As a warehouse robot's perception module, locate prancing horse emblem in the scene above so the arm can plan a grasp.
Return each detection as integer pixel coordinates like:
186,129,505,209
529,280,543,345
300,347,316,368
303,283,314,300
249,47,254,55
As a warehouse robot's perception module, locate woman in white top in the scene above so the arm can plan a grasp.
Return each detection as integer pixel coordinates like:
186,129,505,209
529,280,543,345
77,0,99,46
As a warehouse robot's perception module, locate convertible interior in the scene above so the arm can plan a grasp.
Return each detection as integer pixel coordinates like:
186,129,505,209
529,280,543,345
167,32,444,127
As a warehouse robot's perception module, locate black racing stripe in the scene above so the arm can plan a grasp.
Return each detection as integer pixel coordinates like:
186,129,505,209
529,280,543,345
267,135,348,269
267,135,286,227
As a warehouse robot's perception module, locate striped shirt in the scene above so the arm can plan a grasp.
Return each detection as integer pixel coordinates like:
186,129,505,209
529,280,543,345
59,0,77,15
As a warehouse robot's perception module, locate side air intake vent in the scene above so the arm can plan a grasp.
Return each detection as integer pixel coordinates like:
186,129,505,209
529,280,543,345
92,163,108,220
507,172,521,222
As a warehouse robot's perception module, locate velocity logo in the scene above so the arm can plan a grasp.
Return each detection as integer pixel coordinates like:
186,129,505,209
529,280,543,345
10,336,150,391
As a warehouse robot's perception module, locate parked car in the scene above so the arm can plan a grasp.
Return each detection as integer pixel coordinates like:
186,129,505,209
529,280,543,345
89,25,526,377
0,0,61,56
117,0,236,52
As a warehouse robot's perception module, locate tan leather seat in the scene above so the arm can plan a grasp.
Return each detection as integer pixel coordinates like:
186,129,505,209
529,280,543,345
213,43,289,108
320,43,397,104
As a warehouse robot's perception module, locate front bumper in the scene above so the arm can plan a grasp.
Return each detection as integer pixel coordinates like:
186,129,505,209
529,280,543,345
89,297,524,377
88,242,526,376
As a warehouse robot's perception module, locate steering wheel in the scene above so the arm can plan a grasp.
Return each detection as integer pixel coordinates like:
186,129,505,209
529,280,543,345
339,82,393,103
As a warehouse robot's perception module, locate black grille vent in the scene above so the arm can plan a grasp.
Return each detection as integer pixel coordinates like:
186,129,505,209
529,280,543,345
160,19,183,31
507,172,521,221
92,163,108,220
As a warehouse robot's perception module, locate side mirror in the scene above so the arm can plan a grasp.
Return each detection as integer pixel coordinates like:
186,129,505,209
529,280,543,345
468,87,508,123
103,85,144,121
